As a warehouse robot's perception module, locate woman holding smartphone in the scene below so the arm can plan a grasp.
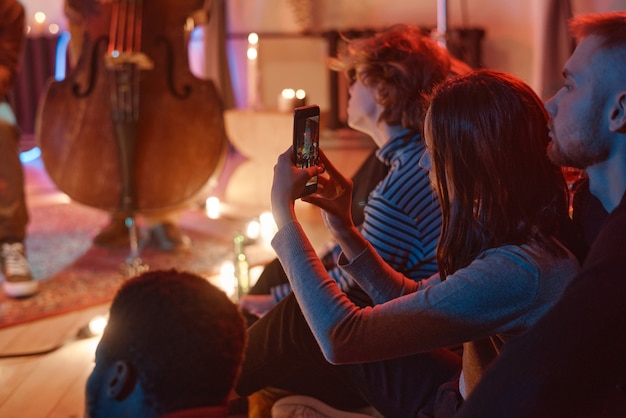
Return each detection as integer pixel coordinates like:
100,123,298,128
239,70,581,417
240,24,465,322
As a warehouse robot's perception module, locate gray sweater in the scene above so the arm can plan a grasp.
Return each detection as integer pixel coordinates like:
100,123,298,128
272,220,580,397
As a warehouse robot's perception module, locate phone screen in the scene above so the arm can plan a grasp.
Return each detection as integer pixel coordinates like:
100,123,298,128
293,105,320,197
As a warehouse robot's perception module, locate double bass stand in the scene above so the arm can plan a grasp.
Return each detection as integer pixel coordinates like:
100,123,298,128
106,50,154,277
115,116,149,277
122,214,147,277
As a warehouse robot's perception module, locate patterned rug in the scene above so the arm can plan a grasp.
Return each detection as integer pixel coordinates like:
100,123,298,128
0,199,275,329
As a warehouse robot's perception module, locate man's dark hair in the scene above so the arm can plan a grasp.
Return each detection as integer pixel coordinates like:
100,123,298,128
99,269,246,414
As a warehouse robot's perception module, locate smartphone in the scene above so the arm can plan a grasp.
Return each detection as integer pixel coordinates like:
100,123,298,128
293,104,320,198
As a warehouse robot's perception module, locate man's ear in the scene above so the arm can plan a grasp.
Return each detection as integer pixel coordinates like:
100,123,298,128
609,91,626,133
106,360,137,401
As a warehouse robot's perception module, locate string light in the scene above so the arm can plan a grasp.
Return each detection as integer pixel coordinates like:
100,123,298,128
247,32,259,110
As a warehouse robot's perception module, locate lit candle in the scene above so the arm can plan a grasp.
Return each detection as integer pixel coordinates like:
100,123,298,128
205,196,220,219
218,261,237,300
436,0,448,47
247,33,259,110
295,89,307,108
259,211,277,247
246,219,261,240
278,88,295,112
87,315,108,336
33,11,46,36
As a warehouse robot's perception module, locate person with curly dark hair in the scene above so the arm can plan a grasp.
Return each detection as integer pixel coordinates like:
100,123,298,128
85,269,246,418
241,23,467,321
235,25,471,417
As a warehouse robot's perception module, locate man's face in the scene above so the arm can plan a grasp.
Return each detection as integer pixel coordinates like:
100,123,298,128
545,35,611,169
346,77,386,147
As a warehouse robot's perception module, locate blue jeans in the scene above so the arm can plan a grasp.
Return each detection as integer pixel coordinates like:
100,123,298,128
235,292,462,418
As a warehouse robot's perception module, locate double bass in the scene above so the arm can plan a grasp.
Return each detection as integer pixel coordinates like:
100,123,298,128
36,0,228,218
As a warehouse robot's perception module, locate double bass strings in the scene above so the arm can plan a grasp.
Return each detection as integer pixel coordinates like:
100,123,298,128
108,0,145,122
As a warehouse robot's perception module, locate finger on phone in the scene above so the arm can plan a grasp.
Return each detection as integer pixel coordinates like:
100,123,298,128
317,148,340,176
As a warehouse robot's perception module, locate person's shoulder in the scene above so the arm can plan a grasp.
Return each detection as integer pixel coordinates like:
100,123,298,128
584,190,626,257
475,242,577,277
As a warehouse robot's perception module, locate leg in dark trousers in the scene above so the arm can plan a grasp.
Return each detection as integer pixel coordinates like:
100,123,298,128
0,122,28,242
236,293,462,417
247,258,288,295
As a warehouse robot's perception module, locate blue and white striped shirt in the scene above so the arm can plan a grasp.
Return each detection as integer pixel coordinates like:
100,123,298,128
271,133,442,301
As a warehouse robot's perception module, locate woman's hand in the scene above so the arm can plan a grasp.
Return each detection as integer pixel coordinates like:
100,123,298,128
304,149,357,239
271,146,323,228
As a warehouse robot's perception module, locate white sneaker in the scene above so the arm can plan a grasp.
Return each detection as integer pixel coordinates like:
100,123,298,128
1,242,38,298
271,395,377,418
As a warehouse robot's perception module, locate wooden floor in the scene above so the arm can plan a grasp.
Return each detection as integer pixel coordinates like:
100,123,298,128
0,305,109,418
0,130,374,417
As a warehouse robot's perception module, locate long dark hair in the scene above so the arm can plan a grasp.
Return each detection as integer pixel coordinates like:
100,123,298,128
426,70,570,279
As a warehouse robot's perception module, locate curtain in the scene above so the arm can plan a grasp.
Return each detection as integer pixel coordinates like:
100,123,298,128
201,0,235,109
11,35,60,150
533,0,575,100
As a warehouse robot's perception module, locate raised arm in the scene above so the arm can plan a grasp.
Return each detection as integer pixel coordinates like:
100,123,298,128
299,148,370,260
270,147,553,364
271,217,554,364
